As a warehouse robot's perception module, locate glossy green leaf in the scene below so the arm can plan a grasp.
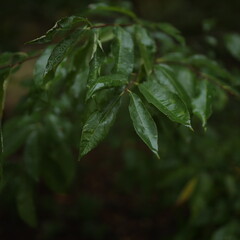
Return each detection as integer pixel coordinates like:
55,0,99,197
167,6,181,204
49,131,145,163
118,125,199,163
192,79,212,128
113,27,134,76
80,96,121,158
28,16,91,44
24,131,40,182
139,80,191,128
154,64,190,107
224,33,240,61
157,23,185,46
129,92,159,158
86,74,128,100
44,29,85,76
16,178,37,227
135,25,155,75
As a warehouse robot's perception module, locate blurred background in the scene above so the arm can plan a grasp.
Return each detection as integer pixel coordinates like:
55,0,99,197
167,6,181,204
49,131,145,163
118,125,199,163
1,0,240,239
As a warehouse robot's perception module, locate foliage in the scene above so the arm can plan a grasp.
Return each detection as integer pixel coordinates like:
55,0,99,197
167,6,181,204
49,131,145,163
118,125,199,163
1,3,240,239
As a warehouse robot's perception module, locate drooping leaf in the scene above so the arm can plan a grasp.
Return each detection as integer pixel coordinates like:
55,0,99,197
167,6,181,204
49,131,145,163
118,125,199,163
24,131,41,182
28,16,91,44
224,33,240,61
113,27,134,76
135,25,155,75
139,80,192,128
44,28,86,76
157,23,185,46
86,74,128,100
129,92,159,158
192,79,213,128
80,96,121,158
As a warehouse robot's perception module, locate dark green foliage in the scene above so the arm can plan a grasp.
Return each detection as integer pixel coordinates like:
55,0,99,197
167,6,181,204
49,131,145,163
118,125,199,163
0,3,240,238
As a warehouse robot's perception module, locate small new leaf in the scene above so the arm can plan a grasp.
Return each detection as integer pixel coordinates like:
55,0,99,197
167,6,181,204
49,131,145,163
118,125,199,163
129,92,159,158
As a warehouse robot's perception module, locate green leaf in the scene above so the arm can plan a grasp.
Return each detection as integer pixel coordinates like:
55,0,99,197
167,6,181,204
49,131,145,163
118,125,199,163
224,33,240,61
139,80,191,128
153,64,190,107
192,80,213,128
16,178,37,227
86,74,128,100
129,92,159,158
0,68,10,119
33,46,54,87
80,96,121,158
88,3,138,21
28,16,91,44
135,25,155,75
157,23,185,46
113,27,134,76
24,131,41,182
44,28,86,76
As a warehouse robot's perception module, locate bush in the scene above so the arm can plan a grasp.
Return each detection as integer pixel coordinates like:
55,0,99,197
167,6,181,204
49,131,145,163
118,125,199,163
1,3,240,240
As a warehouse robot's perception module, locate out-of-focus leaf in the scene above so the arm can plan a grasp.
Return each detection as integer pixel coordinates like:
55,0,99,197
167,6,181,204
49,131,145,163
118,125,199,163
139,80,192,128
16,178,37,227
176,67,196,99
224,33,240,61
176,177,198,205
113,27,134,76
42,114,76,192
44,28,86,76
157,22,185,46
3,117,33,158
0,68,10,119
129,92,159,158
192,80,213,128
88,3,137,20
24,131,41,182
28,16,91,44
80,96,121,158
135,25,155,75
86,74,128,100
